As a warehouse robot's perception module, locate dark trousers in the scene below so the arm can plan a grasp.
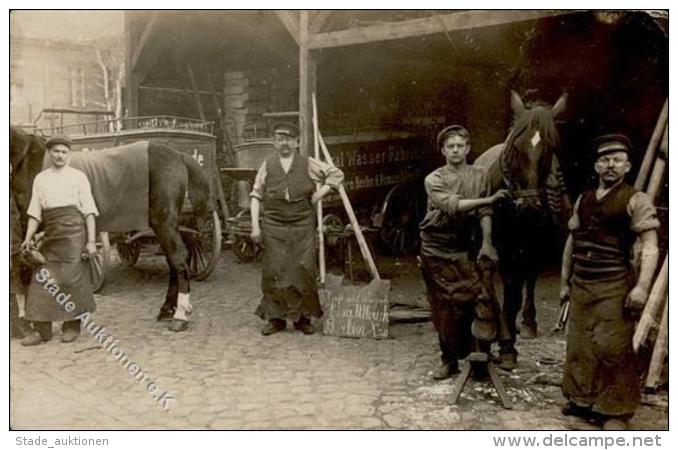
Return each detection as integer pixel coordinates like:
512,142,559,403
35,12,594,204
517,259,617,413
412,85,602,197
33,319,81,341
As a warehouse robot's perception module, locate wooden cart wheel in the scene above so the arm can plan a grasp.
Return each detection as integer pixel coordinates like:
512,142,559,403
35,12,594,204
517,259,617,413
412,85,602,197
91,232,111,293
378,181,426,255
117,239,141,266
187,211,222,281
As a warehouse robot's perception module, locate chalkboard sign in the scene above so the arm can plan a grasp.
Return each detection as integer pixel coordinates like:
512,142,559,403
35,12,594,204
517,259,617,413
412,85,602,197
319,274,390,339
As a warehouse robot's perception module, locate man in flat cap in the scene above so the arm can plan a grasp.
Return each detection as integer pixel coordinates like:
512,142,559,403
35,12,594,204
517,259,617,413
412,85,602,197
250,122,344,335
20,136,99,346
419,124,508,380
559,134,659,430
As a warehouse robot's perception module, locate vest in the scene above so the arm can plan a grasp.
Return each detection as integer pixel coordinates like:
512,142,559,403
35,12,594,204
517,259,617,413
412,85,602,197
572,182,637,279
262,154,315,223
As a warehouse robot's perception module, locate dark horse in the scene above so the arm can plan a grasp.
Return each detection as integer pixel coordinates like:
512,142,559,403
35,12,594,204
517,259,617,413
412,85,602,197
474,91,570,368
9,126,212,332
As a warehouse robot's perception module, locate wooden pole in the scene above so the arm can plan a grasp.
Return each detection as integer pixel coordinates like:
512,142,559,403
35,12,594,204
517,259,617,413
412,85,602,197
635,99,668,190
186,64,205,121
298,11,316,156
633,254,668,352
646,124,668,202
318,131,381,280
312,94,326,285
645,299,668,390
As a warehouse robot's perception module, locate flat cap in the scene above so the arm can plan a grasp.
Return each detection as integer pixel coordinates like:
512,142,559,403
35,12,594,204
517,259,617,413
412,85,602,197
273,122,299,138
594,133,632,157
437,124,469,148
45,135,73,149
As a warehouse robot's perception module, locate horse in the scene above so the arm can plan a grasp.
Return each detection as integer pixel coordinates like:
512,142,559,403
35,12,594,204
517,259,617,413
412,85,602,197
474,90,570,368
9,126,213,332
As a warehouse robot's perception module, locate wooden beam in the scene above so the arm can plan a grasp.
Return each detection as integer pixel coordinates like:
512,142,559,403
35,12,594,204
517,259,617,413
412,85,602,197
310,11,333,33
298,11,316,156
275,10,301,46
130,14,159,72
186,64,205,121
307,10,575,49
138,85,222,96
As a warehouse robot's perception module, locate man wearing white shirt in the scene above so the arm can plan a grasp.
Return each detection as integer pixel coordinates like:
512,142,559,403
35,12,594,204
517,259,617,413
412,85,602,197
20,136,99,346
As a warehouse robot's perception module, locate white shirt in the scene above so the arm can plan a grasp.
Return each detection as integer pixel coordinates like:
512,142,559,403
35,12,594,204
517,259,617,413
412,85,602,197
27,166,99,222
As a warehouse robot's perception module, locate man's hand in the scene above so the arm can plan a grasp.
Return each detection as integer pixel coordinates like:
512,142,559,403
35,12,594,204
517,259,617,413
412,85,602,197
85,241,98,258
478,244,499,263
625,285,648,313
311,191,323,206
20,239,32,252
251,225,261,245
559,284,571,305
491,189,510,203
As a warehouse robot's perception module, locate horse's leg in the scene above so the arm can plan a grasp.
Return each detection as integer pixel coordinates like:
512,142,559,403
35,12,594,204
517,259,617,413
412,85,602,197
498,270,521,370
148,143,192,332
156,260,178,321
520,270,539,339
153,223,191,332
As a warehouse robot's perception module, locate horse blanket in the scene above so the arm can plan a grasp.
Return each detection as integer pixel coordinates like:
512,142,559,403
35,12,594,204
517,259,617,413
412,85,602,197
43,141,150,232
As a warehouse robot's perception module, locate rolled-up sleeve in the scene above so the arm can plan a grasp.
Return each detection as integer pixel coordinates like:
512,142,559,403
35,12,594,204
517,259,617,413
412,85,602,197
567,195,582,231
77,173,99,217
424,171,461,215
249,160,267,201
26,177,42,222
308,157,344,189
477,171,492,217
628,192,660,233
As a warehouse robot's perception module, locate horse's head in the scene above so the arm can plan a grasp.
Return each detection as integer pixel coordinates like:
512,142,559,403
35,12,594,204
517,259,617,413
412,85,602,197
502,90,567,212
10,126,46,228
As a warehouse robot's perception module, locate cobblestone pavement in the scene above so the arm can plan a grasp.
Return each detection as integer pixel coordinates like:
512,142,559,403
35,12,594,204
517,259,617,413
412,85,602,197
10,251,668,430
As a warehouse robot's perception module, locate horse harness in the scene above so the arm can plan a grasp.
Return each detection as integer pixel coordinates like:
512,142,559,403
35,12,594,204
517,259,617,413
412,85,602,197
499,132,545,201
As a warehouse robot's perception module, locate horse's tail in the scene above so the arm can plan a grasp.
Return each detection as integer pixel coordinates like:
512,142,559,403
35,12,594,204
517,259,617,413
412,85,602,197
181,153,213,225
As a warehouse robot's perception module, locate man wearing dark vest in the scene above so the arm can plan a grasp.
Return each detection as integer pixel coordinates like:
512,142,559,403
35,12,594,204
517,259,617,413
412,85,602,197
250,122,344,335
559,134,659,430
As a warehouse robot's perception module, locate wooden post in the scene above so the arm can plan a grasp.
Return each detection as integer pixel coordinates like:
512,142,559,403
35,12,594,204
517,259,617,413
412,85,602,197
187,64,205,121
312,94,326,286
633,254,668,352
298,11,316,156
635,99,668,190
645,299,668,390
646,124,668,202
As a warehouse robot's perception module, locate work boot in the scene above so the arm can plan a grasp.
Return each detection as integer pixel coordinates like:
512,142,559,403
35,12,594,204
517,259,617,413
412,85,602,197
61,320,81,343
293,317,315,335
561,401,592,418
497,351,518,371
261,319,286,336
602,417,630,431
432,361,459,380
21,330,50,347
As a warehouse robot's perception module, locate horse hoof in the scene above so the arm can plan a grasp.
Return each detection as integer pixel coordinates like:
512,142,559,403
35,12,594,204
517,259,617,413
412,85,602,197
520,324,538,340
168,319,188,332
156,309,175,322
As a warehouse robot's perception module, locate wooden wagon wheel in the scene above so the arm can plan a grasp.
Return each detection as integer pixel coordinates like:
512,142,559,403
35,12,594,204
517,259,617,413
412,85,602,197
90,232,111,293
377,181,426,255
116,237,141,266
186,210,222,281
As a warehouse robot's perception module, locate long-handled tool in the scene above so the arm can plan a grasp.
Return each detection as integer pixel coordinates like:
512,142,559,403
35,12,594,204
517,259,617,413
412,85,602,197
313,94,390,339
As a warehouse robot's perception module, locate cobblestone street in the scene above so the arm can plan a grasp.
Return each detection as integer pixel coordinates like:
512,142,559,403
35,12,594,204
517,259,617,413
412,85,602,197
10,251,668,430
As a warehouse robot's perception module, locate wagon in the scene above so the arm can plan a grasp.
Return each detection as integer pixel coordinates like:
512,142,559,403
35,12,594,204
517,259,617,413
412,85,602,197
220,130,431,263
37,115,224,290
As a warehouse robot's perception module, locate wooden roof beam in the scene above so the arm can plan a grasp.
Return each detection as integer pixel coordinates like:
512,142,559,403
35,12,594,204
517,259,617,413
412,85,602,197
310,11,333,33
307,10,576,50
275,10,301,46
130,14,159,72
